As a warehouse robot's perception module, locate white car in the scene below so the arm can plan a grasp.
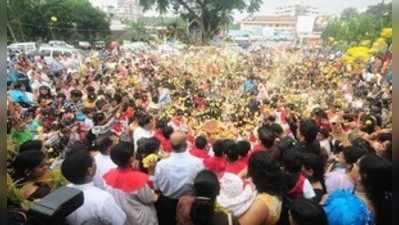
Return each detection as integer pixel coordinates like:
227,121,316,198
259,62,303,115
38,46,81,60
78,41,91,49
7,42,37,53
49,40,74,49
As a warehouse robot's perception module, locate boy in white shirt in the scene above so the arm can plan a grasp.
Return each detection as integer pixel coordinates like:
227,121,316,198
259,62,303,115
61,149,127,225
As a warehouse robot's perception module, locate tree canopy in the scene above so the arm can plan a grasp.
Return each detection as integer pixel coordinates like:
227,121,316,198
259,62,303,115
139,0,263,42
322,2,392,50
7,0,110,43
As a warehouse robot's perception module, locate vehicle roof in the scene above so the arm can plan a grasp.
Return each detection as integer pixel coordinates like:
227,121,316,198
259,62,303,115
39,46,78,51
9,42,36,46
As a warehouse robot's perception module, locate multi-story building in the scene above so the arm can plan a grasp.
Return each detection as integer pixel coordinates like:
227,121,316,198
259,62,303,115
117,0,143,21
241,2,323,32
89,0,143,22
275,4,319,17
240,15,297,33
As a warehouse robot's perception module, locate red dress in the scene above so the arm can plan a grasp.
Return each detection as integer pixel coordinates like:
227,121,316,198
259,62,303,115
203,156,227,174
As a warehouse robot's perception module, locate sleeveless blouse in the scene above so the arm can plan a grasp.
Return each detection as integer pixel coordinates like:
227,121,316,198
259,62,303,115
256,193,282,225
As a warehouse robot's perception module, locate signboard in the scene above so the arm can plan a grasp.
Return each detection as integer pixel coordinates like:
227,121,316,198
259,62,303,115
296,16,316,34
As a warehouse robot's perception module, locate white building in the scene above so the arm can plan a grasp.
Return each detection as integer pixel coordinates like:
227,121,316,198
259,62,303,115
89,0,143,21
117,0,143,21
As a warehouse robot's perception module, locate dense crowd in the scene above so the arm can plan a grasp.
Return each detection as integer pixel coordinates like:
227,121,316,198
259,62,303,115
7,43,392,225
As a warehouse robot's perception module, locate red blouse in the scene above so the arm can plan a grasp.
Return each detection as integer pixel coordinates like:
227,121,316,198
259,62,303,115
225,161,247,175
189,147,210,160
204,156,227,174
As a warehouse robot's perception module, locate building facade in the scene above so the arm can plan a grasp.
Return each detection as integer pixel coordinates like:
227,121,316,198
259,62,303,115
117,0,143,21
89,0,143,22
240,16,297,33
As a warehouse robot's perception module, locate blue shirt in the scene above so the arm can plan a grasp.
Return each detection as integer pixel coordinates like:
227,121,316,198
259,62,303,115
154,151,204,199
244,79,256,93
8,90,33,105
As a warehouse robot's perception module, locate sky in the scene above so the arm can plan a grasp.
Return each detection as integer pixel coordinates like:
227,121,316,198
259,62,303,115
233,0,385,21
91,0,387,21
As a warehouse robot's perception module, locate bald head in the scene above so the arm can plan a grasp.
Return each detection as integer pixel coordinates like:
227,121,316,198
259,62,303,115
170,131,187,153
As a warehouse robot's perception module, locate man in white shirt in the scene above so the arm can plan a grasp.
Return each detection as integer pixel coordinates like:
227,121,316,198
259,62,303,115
92,134,117,190
133,114,153,153
153,131,204,225
61,149,127,225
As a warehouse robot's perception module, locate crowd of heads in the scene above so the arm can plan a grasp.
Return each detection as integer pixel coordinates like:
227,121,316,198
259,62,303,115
7,44,392,225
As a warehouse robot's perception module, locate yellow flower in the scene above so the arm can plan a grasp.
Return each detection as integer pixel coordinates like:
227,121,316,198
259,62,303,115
142,154,158,169
381,28,392,39
359,40,371,47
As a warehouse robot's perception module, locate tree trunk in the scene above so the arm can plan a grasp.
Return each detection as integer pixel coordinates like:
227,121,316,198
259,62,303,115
7,23,17,42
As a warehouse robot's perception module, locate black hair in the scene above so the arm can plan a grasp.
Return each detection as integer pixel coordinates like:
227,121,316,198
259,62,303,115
224,139,238,162
110,142,134,168
212,139,225,157
312,108,328,119
61,150,93,184
248,151,286,196
360,114,376,134
156,117,169,129
236,140,251,157
93,134,114,154
378,132,392,143
137,138,149,160
195,136,208,150
161,126,174,139
351,138,375,153
87,93,97,101
282,149,303,174
258,126,275,148
113,93,122,104
11,150,45,181
19,140,43,153
70,89,83,98
270,123,284,137
382,141,392,161
137,114,153,127
93,112,106,125
86,86,95,94
144,137,160,154
289,198,328,225
191,170,220,225
342,146,368,166
276,137,298,162
64,141,90,158
95,98,107,110
302,153,325,184
299,119,319,144
359,154,392,225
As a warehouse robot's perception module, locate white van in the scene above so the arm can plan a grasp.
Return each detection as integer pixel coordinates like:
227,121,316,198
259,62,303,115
38,46,81,60
7,42,37,53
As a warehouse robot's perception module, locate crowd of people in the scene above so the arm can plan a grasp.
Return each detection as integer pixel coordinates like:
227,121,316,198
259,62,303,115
7,42,392,225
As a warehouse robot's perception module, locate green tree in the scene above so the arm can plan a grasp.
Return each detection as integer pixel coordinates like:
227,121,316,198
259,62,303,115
322,2,392,50
139,0,263,42
7,0,110,42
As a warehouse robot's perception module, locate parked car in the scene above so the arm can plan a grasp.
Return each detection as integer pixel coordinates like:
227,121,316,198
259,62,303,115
48,40,74,49
38,46,81,60
7,42,37,53
78,41,91,49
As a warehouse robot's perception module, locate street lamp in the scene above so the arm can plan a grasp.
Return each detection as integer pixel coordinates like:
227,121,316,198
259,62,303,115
49,16,58,40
